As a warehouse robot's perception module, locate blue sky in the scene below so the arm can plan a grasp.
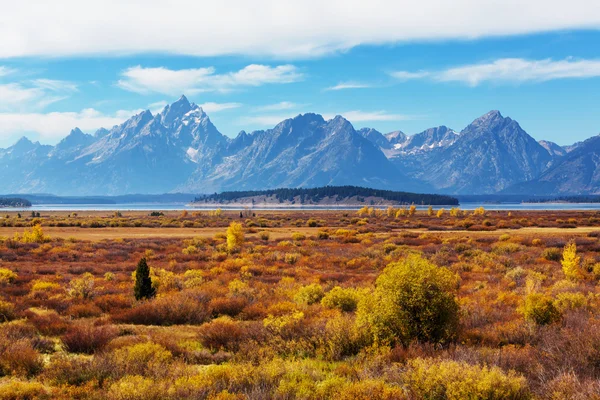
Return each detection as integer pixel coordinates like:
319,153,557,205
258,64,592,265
1,1,600,147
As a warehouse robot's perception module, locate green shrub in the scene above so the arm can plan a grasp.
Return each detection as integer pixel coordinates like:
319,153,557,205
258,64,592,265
321,287,360,312
542,247,562,261
294,284,324,305
521,293,561,325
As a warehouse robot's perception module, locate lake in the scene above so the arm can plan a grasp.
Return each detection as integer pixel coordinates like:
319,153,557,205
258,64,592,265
3,202,600,212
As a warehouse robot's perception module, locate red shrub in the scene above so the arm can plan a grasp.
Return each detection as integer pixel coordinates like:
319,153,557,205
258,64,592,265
61,323,119,354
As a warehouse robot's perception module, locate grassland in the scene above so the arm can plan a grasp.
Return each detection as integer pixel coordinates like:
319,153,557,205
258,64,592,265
1,207,600,399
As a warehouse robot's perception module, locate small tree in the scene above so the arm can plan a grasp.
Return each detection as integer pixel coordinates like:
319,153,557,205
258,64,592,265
226,222,244,252
561,241,582,280
134,258,155,300
427,206,433,216
408,204,417,217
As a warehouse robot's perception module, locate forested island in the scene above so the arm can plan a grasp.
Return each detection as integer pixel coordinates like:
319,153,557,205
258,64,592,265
194,185,458,206
527,195,600,203
0,197,31,207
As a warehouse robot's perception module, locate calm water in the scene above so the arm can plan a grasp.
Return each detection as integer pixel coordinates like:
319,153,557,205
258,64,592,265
3,202,600,212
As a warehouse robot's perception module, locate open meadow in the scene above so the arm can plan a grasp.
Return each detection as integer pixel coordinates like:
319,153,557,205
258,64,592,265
1,207,600,399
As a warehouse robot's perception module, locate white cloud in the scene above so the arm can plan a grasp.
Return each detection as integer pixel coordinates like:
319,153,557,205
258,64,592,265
0,109,125,143
0,79,77,111
1,1,599,59
255,101,301,111
0,66,17,77
148,101,168,113
117,64,303,95
391,58,600,86
325,82,372,91
31,79,78,92
198,102,242,112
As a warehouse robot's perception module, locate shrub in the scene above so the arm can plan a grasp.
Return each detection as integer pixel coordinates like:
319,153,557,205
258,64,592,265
294,284,324,305
66,303,103,318
553,292,588,313
29,280,61,298
14,224,49,243
521,293,561,325
321,287,360,312
68,272,95,299
113,291,210,325
259,232,270,241
542,247,562,261
403,358,531,400
0,379,49,400
291,232,306,241
0,268,18,285
112,342,172,376
183,269,204,288
0,300,16,322
284,253,300,265
198,317,244,351
357,254,460,346
107,375,165,400
61,323,118,354
0,340,43,377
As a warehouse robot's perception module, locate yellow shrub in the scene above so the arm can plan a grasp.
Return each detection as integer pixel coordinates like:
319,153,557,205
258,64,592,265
183,269,204,288
0,379,49,400
112,342,173,376
107,375,165,400
553,292,589,312
14,224,49,243
0,268,17,285
521,293,561,325
294,284,324,305
321,286,361,312
403,358,531,400
357,254,460,346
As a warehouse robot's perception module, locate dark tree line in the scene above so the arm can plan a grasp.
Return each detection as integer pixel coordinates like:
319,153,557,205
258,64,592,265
195,185,458,205
0,197,32,207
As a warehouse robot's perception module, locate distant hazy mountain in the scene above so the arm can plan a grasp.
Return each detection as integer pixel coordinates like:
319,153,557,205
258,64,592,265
507,134,600,195
419,111,553,194
539,140,567,158
0,97,594,195
181,113,423,193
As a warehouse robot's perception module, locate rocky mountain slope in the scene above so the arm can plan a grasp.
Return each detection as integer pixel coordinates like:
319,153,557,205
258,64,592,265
0,96,594,195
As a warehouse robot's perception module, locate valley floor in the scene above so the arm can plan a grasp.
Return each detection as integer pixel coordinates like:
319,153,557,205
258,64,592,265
1,208,600,398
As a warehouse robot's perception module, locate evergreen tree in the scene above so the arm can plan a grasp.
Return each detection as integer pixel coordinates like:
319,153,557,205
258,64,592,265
134,257,155,300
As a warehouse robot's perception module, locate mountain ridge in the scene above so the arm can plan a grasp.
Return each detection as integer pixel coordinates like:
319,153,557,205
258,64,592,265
0,96,596,196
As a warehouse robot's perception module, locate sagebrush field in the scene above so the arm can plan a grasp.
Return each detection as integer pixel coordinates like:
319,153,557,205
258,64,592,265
1,207,600,399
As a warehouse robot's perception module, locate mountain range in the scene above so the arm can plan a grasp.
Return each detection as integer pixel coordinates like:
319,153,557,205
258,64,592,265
1,95,598,196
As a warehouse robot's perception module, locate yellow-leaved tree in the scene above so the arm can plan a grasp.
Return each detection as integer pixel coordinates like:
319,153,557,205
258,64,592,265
226,222,244,252
561,241,583,280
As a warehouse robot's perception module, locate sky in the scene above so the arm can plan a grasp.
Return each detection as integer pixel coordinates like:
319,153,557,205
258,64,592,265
1,0,600,147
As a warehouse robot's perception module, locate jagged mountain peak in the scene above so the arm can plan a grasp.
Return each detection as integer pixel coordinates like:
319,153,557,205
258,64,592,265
385,130,407,146
358,128,392,149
